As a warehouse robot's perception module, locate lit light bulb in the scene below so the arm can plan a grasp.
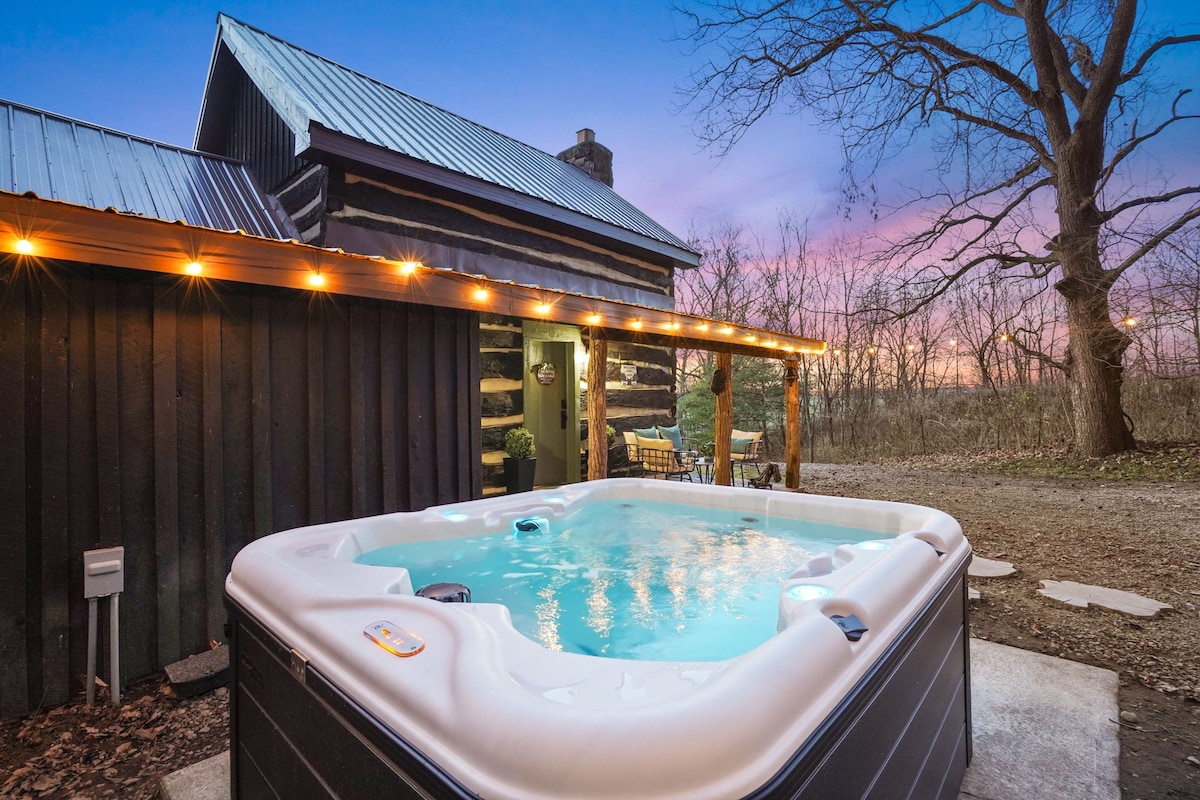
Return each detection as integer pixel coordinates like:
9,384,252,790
719,326,734,335
185,261,203,275
586,314,602,325
631,320,643,330
15,238,34,255
905,343,915,352
1123,317,1137,328
696,323,709,332
398,261,421,276
473,287,489,301
765,340,778,348
949,338,958,347
308,272,326,288
535,302,552,315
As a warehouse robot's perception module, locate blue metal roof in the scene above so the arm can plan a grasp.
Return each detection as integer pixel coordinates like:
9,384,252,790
204,14,696,262
0,98,296,239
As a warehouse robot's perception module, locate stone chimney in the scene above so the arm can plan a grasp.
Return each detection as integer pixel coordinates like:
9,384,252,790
555,128,614,187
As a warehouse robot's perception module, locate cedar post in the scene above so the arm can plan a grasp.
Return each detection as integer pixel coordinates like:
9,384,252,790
586,333,608,481
714,350,733,486
784,359,801,489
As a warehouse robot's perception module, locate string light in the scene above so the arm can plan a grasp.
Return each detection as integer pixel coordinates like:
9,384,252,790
630,319,643,330
949,338,958,347
998,333,1010,342
307,271,326,288
184,261,203,275
719,326,734,335
397,261,421,276
472,286,489,302
1122,317,1137,329
534,302,552,315
866,345,877,355
696,323,709,332
586,313,602,325
15,238,34,255
905,343,915,352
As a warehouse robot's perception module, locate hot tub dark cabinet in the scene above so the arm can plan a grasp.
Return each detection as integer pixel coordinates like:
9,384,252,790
226,564,970,800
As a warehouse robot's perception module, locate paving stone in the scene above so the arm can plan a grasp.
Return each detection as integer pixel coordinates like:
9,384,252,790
969,556,1017,578
165,645,230,698
1038,580,1173,618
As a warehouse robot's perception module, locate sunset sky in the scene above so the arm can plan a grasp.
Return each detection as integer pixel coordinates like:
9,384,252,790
2,1,1197,251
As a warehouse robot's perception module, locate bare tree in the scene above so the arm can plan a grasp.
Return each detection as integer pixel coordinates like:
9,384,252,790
679,0,1200,455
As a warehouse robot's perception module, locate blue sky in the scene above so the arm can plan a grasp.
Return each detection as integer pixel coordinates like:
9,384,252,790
1,1,1197,250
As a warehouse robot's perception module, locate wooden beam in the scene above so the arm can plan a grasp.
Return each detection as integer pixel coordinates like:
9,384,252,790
587,333,608,481
785,359,801,489
714,351,733,486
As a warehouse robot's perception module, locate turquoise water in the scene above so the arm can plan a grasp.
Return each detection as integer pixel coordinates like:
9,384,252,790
355,499,881,661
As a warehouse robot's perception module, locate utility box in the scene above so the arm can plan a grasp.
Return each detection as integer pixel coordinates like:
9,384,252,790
84,547,124,599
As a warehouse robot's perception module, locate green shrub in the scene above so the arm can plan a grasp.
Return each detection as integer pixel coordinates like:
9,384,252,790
504,427,535,459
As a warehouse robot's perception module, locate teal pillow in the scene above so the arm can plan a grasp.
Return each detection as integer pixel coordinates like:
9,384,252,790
632,426,659,440
731,437,754,455
656,424,684,451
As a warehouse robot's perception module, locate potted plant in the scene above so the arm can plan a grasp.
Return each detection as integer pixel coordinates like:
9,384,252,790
503,427,537,493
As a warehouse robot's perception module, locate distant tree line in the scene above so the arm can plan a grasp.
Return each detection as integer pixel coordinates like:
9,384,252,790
675,220,1199,461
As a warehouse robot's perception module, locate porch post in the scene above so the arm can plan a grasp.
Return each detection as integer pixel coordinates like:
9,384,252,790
714,350,733,486
586,332,608,480
785,358,801,489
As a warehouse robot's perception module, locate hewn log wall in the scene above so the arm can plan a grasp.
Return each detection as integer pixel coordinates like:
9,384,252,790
0,259,480,719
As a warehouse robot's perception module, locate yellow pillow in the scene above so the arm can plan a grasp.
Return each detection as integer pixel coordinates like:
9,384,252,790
637,436,674,451
732,428,763,442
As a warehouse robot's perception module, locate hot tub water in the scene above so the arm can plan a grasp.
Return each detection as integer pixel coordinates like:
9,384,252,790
354,498,883,661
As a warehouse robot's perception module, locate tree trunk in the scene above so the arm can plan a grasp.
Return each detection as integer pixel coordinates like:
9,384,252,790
1060,282,1136,456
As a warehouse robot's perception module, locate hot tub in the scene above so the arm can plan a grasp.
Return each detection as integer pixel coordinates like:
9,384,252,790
226,478,972,800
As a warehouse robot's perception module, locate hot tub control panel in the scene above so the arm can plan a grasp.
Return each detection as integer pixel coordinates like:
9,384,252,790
364,620,425,657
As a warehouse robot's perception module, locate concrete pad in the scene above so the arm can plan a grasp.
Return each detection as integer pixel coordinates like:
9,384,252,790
161,643,1120,800
159,751,229,800
959,639,1119,800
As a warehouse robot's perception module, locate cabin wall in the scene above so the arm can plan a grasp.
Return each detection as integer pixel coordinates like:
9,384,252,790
0,259,480,719
218,68,307,193
305,167,679,492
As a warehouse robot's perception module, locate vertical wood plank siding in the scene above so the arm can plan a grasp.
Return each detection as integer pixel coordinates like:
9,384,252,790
0,260,481,718
224,67,306,193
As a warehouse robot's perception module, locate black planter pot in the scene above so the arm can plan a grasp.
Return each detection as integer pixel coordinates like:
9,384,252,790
503,457,537,494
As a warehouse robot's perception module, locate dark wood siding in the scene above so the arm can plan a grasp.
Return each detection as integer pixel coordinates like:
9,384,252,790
222,69,306,193
0,260,481,718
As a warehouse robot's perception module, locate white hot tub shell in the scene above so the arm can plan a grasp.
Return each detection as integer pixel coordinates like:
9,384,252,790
226,478,972,800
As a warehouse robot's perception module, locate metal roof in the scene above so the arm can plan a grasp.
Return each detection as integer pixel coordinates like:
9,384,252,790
203,14,697,262
0,98,297,239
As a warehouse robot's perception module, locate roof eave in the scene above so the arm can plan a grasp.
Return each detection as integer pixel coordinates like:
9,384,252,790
305,124,701,270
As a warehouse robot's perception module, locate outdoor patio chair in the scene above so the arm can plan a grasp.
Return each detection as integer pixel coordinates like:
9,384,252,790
624,432,697,481
731,429,764,486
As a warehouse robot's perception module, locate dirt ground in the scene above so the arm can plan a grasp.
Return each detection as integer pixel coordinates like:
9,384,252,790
1,460,1198,799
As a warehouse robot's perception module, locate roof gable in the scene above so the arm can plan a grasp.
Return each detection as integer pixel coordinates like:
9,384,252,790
1,98,297,239
197,14,697,265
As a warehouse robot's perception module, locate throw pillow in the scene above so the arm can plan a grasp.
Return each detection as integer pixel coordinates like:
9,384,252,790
656,424,684,451
632,426,659,440
731,437,754,455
